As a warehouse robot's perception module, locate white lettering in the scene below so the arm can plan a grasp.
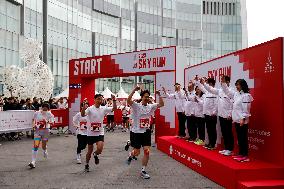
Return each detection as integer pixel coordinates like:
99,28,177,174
85,60,91,74
80,60,85,75
96,58,102,74
74,61,79,75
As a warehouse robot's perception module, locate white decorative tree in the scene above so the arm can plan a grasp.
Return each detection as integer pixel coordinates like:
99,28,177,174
1,38,54,100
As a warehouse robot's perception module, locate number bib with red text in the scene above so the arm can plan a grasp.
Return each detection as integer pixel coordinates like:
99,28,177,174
90,123,102,132
139,118,150,129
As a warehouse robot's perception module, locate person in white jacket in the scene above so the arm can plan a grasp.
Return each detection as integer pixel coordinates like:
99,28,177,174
184,81,196,141
193,86,205,145
199,76,234,156
221,77,253,162
195,77,218,150
162,83,186,138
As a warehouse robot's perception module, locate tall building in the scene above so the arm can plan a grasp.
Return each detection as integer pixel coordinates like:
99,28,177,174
0,0,247,96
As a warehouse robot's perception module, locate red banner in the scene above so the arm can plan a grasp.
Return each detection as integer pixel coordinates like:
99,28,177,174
51,109,69,128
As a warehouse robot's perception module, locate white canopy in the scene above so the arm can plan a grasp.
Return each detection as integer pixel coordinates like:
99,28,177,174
116,87,128,99
54,88,68,98
132,91,141,100
101,87,114,99
54,89,99,99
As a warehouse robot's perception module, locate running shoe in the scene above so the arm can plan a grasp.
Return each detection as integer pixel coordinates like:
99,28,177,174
140,171,150,179
235,156,250,162
132,156,137,160
194,139,204,145
93,153,99,165
28,162,36,169
126,156,132,165
223,150,233,156
76,154,82,164
219,150,226,154
203,143,210,149
206,145,216,150
43,151,48,159
232,155,243,159
125,140,130,151
85,164,90,172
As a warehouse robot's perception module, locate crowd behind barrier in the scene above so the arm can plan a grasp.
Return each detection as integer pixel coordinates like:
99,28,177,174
0,96,69,141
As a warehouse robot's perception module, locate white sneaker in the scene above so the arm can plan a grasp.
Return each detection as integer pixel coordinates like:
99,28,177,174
219,150,226,154
223,150,232,156
28,161,36,168
140,171,150,179
76,154,82,164
43,151,48,159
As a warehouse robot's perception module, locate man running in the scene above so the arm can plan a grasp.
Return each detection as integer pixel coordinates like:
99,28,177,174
126,86,164,179
28,103,54,168
73,102,89,164
82,94,117,172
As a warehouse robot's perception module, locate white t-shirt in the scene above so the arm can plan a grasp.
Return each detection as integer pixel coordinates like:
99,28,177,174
130,102,158,133
33,111,54,130
73,112,89,135
121,106,130,117
85,105,113,136
107,103,114,115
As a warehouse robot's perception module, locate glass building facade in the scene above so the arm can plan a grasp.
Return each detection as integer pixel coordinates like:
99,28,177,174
0,0,247,96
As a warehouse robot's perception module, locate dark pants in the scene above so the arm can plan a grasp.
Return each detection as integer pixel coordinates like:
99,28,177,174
186,115,196,140
219,117,234,151
235,123,248,156
195,117,205,141
205,115,217,147
77,134,88,154
177,112,186,137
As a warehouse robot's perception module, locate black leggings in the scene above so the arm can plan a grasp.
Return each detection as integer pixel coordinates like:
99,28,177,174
195,117,205,141
204,115,217,146
235,123,248,156
177,112,186,137
77,134,88,154
219,117,234,151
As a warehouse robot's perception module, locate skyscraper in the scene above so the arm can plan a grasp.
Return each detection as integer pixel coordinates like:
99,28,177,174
0,0,247,95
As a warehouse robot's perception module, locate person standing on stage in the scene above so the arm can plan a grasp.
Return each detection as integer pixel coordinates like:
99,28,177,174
193,86,205,146
184,81,197,141
221,78,253,162
199,76,234,156
162,83,186,138
73,102,89,164
82,94,117,172
195,76,218,150
126,86,164,179
28,103,54,168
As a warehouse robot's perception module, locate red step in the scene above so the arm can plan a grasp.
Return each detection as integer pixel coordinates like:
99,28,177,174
238,180,284,189
157,136,284,189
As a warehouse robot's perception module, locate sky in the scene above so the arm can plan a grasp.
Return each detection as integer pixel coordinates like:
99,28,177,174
246,0,284,47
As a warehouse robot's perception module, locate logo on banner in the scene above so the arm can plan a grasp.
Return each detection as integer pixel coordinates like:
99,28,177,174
264,52,274,73
74,58,102,76
208,66,232,82
133,53,166,69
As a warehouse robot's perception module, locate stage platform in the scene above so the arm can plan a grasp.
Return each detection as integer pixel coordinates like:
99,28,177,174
157,136,284,189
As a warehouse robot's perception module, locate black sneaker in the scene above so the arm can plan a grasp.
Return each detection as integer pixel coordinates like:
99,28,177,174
132,156,137,160
85,164,90,172
93,153,99,165
204,143,210,149
140,171,150,179
126,156,132,165
124,141,130,151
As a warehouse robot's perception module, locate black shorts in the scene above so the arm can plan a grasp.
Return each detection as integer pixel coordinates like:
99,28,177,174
130,129,151,149
123,116,129,123
87,135,104,145
107,115,114,124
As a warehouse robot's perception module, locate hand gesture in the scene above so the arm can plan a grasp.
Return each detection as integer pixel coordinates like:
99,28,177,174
194,75,199,81
200,78,205,85
134,85,140,91
111,94,116,101
156,90,161,96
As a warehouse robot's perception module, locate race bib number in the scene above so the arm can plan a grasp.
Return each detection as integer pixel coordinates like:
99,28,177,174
91,123,101,132
36,120,47,129
139,118,150,129
79,121,87,130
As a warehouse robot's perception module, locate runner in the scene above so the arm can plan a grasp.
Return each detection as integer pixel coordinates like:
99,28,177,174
28,103,54,168
126,86,164,179
73,102,89,164
82,94,117,172
106,98,115,132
